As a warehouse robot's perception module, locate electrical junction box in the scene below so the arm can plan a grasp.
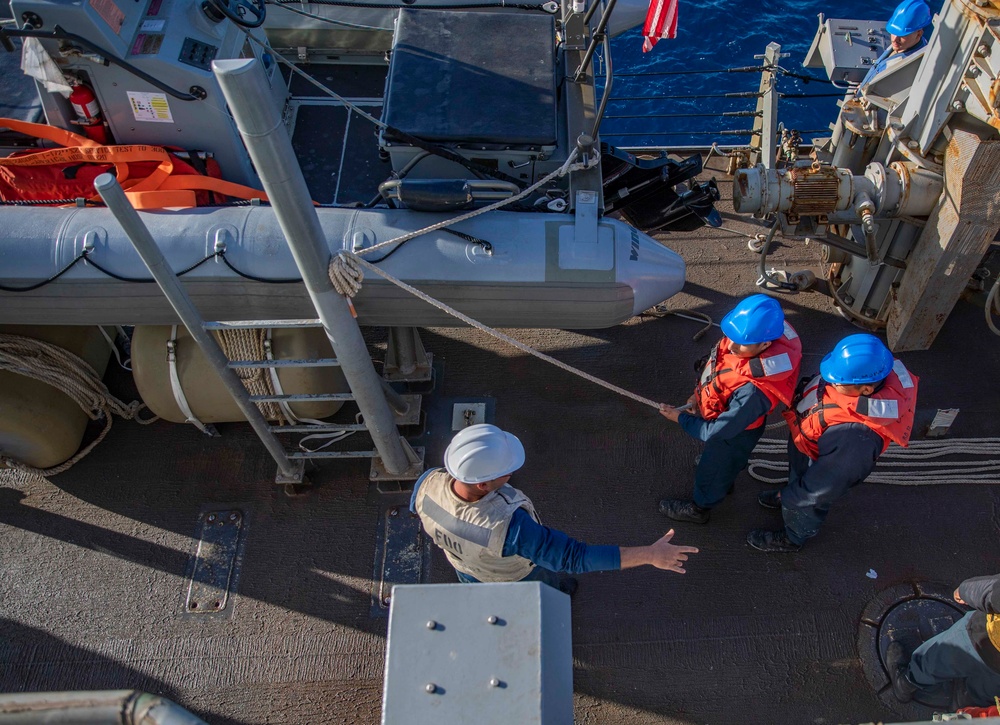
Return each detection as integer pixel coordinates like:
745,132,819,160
381,582,573,725
804,16,891,85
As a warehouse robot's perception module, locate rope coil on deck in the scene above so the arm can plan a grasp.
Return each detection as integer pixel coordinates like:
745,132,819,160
0,333,158,477
748,437,1000,486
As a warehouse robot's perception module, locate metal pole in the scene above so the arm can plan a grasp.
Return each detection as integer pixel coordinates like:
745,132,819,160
573,0,619,82
750,42,782,169
212,57,410,475
591,32,614,139
93,174,302,483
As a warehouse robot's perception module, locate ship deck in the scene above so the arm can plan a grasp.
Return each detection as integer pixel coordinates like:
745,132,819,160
2,60,1000,725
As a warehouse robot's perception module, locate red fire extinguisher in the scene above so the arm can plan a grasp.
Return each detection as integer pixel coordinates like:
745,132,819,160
68,83,109,144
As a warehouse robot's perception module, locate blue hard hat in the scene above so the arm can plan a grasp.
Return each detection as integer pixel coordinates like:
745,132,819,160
819,333,894,385
720,294,785,345
886,0,931,36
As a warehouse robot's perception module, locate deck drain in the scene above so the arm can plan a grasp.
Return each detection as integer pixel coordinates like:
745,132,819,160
858,582,966,715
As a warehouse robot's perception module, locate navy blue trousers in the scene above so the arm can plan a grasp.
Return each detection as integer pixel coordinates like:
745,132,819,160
780,439,855,546
906,611,1000,707
692,425,766,509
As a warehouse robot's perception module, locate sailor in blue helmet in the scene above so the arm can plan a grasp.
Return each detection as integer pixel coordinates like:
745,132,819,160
747,334,918,552
658,295,802,525
857,0,932,93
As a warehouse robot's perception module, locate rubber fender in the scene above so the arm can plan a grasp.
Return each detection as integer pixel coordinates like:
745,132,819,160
131,326,349,425
0,325,112,469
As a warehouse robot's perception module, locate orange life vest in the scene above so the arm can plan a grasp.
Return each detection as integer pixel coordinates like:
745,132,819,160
695,321,803,430
0,118,270,209
782,360,918,460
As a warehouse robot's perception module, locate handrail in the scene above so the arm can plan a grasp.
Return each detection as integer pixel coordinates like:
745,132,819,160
0,691,209,725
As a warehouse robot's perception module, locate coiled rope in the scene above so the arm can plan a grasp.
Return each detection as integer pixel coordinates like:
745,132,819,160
0,333,158,477
216,328,286,423
748,437,1000,486
986,274,1000,337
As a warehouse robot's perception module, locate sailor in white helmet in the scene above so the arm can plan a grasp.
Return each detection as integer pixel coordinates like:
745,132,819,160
411,424,698,592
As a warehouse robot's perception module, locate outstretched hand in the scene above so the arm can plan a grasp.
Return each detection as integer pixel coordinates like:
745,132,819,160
648,529,699,573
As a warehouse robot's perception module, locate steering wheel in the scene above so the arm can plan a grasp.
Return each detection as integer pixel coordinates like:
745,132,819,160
205,0,266,28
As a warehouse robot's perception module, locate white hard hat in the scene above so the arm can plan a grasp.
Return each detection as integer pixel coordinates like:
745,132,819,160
444,424,525,484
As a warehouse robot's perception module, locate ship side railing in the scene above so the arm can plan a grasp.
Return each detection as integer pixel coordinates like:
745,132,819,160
591,39,841,164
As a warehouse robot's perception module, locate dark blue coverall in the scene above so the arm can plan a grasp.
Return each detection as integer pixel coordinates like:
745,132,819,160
780,423,883,546
906,574,1000,707
678,383,771,509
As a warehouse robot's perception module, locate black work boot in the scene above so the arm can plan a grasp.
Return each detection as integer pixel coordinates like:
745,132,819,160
658,498,710,524
885,641,918,703
757,489,782,510
558,578,579,597
746,528,801,553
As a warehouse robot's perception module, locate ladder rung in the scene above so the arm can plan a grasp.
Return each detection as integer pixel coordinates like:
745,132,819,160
227,358,341,369
204,319,323,330
269,423,368,433
288,450,378,459
250,393,355,403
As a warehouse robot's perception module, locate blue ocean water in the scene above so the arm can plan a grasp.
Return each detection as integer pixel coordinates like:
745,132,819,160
602,0,909,146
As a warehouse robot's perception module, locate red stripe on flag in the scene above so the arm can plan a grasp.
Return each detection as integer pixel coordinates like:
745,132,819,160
642,0,678,52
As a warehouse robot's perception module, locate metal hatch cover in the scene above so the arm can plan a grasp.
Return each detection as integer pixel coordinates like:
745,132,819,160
183,509,243,616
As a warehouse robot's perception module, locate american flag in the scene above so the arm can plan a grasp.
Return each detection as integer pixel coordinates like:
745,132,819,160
642,0,678,52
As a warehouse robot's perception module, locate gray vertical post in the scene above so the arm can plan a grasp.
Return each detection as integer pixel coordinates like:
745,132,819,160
212,57,410,475
93,174,302,483
750,42,783,169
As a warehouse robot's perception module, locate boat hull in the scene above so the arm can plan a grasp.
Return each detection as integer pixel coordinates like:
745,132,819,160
0,207,685,329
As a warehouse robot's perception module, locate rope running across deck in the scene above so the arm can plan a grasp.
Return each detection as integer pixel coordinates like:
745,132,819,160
327,148,663,410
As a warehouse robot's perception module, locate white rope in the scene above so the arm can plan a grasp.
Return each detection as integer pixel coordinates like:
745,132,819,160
986,273,1000,337
0,333,158,477
748,437,1000,486
330,252,661,410
324,150,665,406
352,148,590,259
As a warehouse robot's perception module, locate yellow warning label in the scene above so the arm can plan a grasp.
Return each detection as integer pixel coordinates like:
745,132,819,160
127,92,174,124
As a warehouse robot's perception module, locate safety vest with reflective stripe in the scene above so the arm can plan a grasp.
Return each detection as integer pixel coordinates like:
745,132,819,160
968,578,1000,674
414,468,540,583
783,360,918,460
695,321,803,430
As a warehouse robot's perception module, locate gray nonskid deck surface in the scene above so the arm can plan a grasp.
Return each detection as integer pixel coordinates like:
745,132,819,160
2,159,999,725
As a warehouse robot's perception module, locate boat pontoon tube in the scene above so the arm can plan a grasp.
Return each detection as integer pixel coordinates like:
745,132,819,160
0,206,685,329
